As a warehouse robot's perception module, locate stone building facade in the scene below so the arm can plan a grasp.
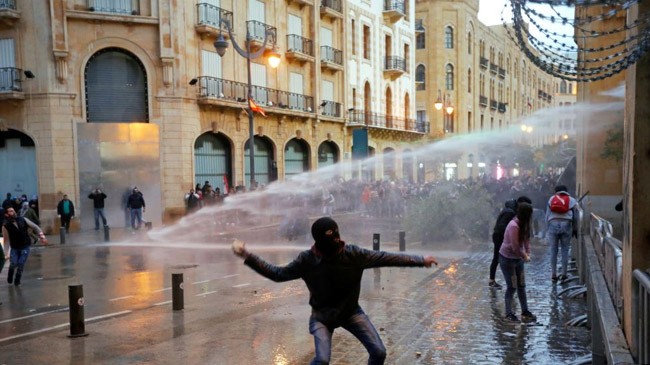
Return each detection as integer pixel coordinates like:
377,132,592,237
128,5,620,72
0,0,424,232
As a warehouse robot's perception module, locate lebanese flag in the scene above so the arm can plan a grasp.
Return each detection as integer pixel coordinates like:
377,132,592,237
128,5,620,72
249,98,267,117
223,175,230,194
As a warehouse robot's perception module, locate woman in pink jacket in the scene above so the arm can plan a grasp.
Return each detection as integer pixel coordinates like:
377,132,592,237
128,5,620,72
498,202,537,323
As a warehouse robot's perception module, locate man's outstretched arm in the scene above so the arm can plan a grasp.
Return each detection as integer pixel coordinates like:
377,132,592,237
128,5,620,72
233,240,303,282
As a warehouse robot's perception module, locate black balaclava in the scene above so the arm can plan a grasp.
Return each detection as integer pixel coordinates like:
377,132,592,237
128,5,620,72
311,217,344,257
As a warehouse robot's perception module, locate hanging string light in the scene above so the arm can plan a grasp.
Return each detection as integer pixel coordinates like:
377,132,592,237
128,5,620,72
505,0,650,81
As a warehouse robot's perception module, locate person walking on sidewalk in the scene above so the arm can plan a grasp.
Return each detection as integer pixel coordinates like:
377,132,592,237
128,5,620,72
545,185,578,282
232,217,438,365
88,188,108,230
2,207,48,286
489,199,517,289
499,202,537,323
56,194,75,233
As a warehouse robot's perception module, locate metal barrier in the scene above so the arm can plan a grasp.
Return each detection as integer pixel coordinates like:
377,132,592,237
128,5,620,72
589,213,624,319
632,269,650,364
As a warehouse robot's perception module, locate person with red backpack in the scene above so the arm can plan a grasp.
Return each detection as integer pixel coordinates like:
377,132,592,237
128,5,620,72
545,185,578,282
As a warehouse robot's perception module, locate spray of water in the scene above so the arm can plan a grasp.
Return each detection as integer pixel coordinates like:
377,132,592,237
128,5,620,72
136,95,624,255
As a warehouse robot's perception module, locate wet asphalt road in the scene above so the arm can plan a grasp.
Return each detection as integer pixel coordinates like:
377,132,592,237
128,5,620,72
0,216,590,364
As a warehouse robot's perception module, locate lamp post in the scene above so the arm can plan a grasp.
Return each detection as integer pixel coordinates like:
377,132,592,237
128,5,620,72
214,19,281,190
434,90,454,133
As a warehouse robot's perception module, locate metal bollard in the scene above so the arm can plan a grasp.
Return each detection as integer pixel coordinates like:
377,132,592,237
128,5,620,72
68,284,89,337
172,273,184,311
60,227,66,244
145,221,153,231
103,225,110,242
373,233,380,251
399,231,406,252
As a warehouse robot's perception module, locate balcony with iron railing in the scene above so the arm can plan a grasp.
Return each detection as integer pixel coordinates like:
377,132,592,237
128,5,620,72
415,19,425,33
320,100,342,118
0,67,24,100
498,102,507,113
479,95,488,107
246,20,277,50
0,0,20,26
383,0,405,23
87,0,140,15
287,0,314,6
347,110,428,134
286,34,315,63
479,57,488,69
490,99,498,110
498,67,506,78
320,0,342,19
195,3,233,38
384,56,406,78
490,63,498,74
196,76,314,115
416,82,425,91
321,46,343,72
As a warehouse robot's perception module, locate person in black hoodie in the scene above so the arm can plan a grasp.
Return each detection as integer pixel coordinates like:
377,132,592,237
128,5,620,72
2,207,48,286
232,217,438,365
88,188,108,230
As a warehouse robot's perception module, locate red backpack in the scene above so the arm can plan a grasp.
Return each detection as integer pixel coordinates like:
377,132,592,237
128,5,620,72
549,193,570,213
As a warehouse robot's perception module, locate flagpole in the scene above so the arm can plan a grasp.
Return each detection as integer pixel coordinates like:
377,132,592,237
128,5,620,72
246,32,256,190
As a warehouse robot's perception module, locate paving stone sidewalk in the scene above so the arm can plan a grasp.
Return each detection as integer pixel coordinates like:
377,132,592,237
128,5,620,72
322,240,592,365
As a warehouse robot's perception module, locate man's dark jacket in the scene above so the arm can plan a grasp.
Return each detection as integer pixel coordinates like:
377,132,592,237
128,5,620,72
244,244,426,327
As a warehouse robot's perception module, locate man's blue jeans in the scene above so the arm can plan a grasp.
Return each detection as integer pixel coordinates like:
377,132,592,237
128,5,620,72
499,254,529,316
309,308,386,365
130,208,142,229
94,208,107,230
547,220,572,277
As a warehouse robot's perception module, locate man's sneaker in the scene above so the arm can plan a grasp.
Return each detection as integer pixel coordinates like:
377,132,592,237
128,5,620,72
505,313,520,322
521,311,537,322
488,281,503,289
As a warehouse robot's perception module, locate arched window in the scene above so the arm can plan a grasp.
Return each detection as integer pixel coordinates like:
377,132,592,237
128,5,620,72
416,64,425,90
446,64,454,90
445,26,454,49
467,32,472,54
85,48,148,123
416,33,425,49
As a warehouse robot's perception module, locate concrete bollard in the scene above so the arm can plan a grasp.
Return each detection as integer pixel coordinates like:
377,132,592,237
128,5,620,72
68,284,89,337
60,227,66,244
373,233,380,251
103,225,110,242
399,231,406,252
172,273,184,311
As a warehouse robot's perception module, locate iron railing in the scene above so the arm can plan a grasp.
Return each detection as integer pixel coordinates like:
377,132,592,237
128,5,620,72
347,110,427,133
490,99,497,110
321,100,341,117
321,46,342,65
88,0,139,15
415,19,425,32
490,63,498,74
590,213,624,319
498,102,507,113
479,95,488,106
0,67,22,92
632,269,650,364
197,76,314,113
287,34,314,56
246,20,277,43
384,56,407,73
196,3,233,29
384,0,405,14
0,0,16,10
498,67,506,78
479,57,488,69
321,0,342,13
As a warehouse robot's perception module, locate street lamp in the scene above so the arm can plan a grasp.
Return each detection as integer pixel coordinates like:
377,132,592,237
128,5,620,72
434,90,454,133
214,19,280,189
